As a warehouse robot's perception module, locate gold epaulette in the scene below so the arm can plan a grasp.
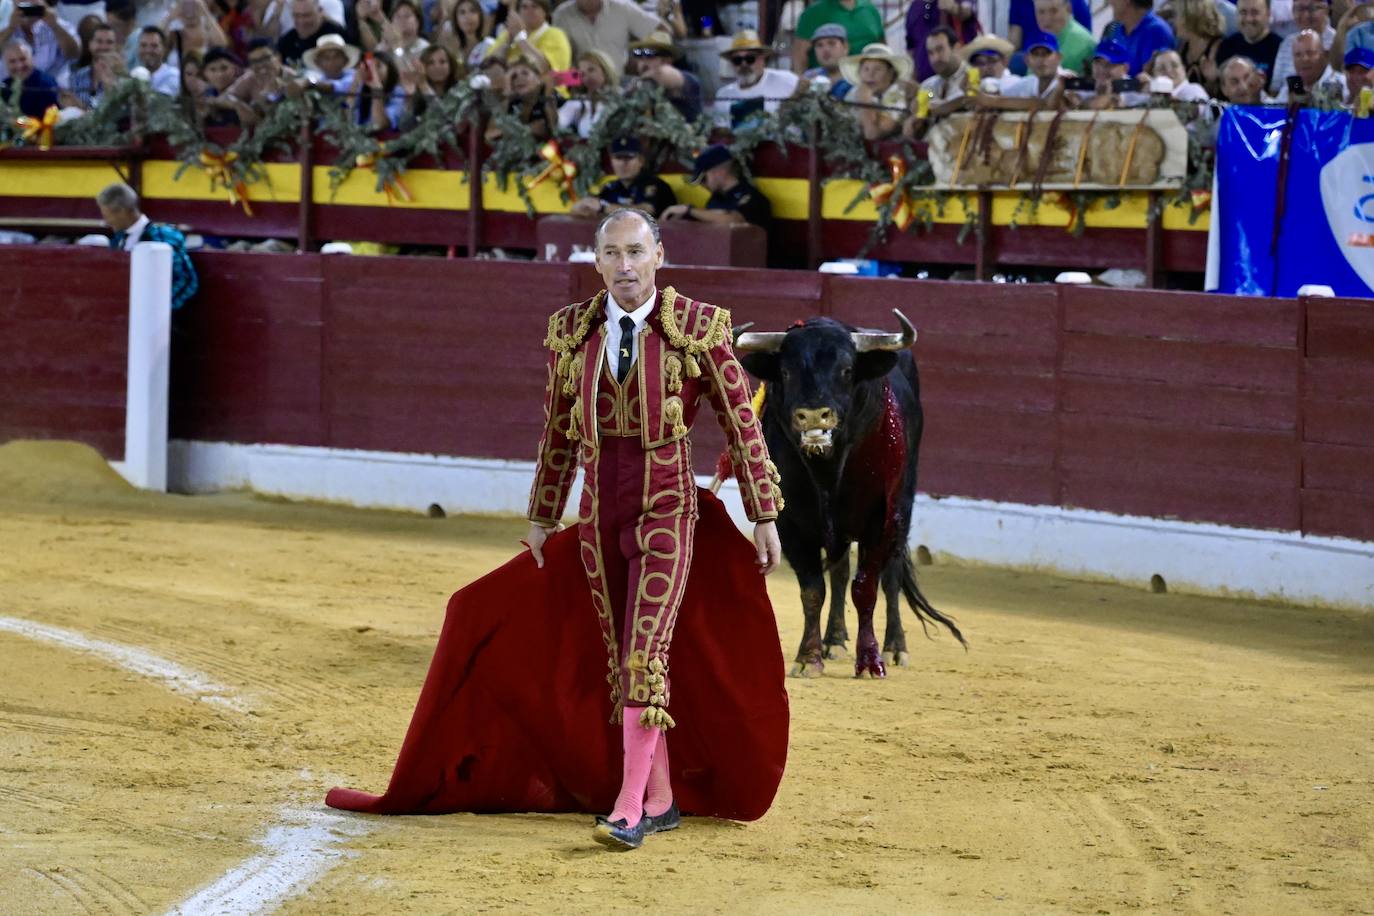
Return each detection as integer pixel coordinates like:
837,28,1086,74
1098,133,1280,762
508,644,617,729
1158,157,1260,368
657,287,731,379
544,292,605,395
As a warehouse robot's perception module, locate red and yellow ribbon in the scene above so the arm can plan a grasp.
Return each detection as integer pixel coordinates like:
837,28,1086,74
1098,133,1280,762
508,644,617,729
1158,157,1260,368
16,105,59,151
355,152,414,205
868,155,916,232
1189,188,1212,216
198,150,253,216
1050,192,1081,232
527,140,578,199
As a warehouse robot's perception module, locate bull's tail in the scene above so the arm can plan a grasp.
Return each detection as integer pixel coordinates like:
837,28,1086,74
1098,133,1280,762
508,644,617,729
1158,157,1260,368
899,551,968,649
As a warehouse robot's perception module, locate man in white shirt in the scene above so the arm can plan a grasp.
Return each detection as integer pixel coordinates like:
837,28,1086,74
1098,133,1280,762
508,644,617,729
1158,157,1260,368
712,29,800,130
918,25,969,109
552,0,661,71
1001,34,1071,103
1274,26,1345,100
959,35,1020,95
135,26,180,95
1271,0,1334,90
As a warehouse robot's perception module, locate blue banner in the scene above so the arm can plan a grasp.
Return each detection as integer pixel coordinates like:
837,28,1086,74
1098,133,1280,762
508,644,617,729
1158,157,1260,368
1216,106,1374,297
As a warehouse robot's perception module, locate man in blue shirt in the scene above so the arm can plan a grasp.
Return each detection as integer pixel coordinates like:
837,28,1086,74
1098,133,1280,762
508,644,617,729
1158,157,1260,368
1101,0,1175,75
802,23,853,98
1,41,59,117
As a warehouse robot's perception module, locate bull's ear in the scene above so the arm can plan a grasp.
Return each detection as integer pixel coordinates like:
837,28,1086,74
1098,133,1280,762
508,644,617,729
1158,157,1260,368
739,352,781,381
855,352,898,381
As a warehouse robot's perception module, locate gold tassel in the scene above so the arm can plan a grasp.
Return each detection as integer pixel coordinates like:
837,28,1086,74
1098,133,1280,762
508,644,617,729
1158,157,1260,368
665,399,687,439
638,706,676,729
665,354,683,394
567,399,582,442
685,354,702,378
638,657,674,729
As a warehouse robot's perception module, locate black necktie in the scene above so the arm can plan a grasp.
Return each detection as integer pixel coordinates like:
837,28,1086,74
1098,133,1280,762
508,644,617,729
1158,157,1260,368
617,316,635,384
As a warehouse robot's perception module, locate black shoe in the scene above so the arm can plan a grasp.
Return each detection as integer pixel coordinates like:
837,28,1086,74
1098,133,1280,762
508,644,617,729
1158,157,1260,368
592,814,646,850
643,801,680,835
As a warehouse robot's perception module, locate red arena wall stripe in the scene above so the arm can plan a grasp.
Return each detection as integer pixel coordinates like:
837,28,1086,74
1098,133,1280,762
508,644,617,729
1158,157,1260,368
5,248,1373,542
0,247,129,459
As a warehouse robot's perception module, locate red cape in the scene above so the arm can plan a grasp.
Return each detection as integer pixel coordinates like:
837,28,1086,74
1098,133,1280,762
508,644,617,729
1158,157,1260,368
325,489,789,821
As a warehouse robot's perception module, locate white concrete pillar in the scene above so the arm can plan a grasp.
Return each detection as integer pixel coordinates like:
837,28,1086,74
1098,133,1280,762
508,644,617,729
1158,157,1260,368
121,241,173,491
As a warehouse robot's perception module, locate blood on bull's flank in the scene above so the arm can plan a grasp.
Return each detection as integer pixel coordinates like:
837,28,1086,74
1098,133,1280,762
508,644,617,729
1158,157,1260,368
734,311,967,679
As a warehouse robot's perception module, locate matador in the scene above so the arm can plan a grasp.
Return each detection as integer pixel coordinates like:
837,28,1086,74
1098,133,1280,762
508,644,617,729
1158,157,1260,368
525,209,784,850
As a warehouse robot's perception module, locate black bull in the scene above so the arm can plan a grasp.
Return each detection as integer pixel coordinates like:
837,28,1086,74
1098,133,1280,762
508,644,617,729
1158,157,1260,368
736,313,966,678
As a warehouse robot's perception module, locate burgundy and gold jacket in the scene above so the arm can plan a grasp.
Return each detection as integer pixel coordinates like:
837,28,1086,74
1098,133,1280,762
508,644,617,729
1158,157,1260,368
527,286,783,527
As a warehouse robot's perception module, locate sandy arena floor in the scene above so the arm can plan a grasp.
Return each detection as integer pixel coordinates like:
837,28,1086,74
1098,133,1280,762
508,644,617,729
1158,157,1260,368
0,440,1371,915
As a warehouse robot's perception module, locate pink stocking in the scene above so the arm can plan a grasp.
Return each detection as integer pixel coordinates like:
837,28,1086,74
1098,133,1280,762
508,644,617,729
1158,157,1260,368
643,730,672,817
608,715,659,825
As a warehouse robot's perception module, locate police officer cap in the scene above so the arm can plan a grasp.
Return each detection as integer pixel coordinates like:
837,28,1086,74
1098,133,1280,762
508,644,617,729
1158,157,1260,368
691,144,734,182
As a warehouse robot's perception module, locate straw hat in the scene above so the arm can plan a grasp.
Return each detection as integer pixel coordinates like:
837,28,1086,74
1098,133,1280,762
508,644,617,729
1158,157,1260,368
303,34,361,71
719,29,772,58
958,35,1014,62
839,42,913,87
630,29,684,60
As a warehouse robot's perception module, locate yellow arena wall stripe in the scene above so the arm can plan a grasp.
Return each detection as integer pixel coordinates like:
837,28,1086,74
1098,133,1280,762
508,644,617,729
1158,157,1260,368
0,160,135,197
0,158,1209,230
313,165,470,210
142,160,302,203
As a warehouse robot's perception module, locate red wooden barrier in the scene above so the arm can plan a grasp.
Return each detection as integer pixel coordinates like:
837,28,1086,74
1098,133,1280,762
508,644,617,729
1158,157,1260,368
1301,297,1374,540
6,248,1373,544
0,247,129,459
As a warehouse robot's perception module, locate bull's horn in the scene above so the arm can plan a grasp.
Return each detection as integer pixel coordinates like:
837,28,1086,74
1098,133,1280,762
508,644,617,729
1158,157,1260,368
732,322,754,341
851,308,918,352
734,331,788,353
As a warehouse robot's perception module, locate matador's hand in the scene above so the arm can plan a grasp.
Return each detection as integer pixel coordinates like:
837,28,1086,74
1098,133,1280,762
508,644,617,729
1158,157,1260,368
523,522,561,569
754,520,781,575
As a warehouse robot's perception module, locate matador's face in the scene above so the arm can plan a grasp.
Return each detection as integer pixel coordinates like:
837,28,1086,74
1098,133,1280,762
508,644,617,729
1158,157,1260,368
594,215,663,308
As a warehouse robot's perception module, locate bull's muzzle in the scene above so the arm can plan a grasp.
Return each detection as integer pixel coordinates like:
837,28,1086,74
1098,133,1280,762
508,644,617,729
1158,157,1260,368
793,407,837,455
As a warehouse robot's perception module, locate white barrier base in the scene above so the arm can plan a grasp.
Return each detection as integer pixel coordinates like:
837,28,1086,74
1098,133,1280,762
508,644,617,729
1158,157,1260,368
165,440,1374,610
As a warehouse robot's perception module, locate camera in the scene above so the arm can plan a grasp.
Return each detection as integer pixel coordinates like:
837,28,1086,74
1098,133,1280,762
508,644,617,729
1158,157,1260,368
1110,77,1136,94
1287,74,1307,96
1064,76,1095,93
18,2,46,16
551,69,583,88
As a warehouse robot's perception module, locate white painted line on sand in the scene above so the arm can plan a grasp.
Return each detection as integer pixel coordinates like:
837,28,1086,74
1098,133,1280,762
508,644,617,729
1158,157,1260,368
167,807,373,915
0,616,247,712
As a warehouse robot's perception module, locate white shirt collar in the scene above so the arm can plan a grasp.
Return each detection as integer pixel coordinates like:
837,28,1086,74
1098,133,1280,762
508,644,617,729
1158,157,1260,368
605,288,657,330
123,213,150,251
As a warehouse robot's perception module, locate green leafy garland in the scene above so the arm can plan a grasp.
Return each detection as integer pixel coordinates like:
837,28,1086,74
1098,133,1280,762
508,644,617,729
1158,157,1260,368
1,74,1218,248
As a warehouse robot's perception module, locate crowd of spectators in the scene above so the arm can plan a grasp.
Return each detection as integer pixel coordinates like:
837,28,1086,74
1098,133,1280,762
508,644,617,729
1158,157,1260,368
3,0,1372,226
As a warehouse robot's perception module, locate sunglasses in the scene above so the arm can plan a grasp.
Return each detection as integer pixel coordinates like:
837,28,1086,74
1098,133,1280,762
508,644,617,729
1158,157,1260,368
632,47,666,58
730,53,760,66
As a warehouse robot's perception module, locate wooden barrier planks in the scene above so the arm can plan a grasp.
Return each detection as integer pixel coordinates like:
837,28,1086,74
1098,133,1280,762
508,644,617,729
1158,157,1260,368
170,252,327,447
1301,297,1374,540
321,257,570,460
1058,287,1301,530
0,248,128,458
9,247,1370,544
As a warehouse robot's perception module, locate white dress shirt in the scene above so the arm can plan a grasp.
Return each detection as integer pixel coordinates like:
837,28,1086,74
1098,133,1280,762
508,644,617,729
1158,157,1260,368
604,290,656,380
122,213,150,251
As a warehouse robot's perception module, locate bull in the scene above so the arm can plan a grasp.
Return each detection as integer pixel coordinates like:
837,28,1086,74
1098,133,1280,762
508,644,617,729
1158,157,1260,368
734,312,966,678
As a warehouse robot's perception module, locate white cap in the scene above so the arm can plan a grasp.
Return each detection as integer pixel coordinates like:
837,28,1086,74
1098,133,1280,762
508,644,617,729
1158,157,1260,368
1055,271,1092,284
129,66,151,82
818,261,860,274
1149,75,1175,94
1297,284,1335,297
320,242,354,255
